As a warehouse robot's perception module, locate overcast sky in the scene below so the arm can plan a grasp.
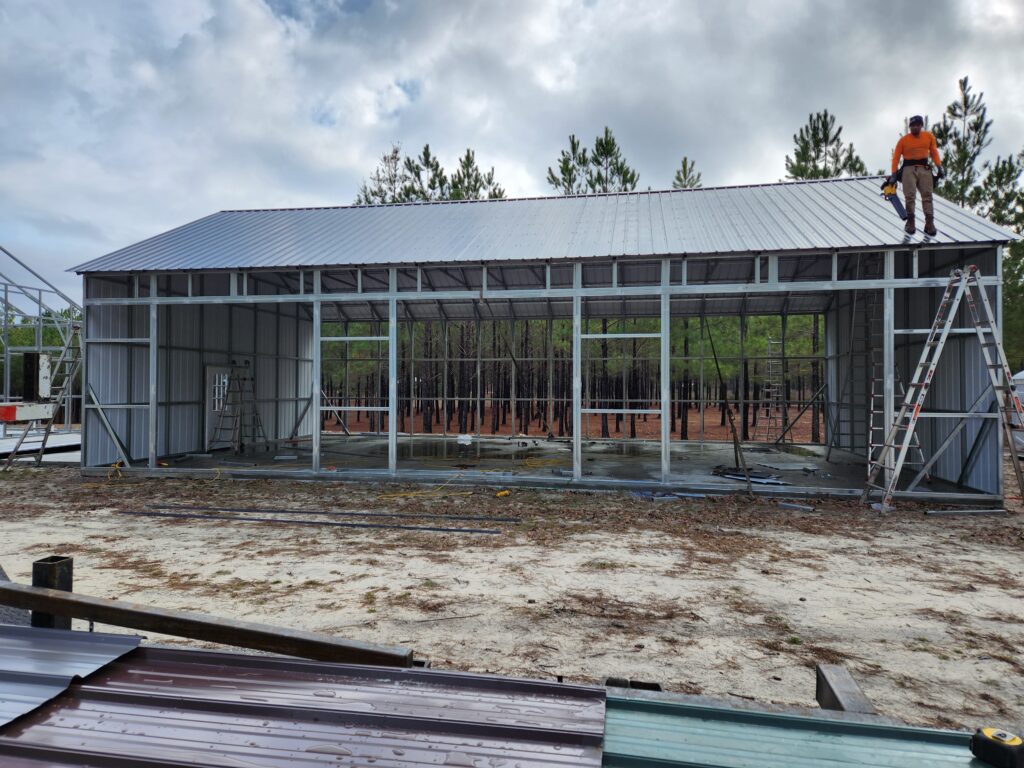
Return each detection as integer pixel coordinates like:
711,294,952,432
1,0,1022,299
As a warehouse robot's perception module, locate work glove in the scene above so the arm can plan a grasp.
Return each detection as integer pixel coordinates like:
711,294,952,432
880,173,898,191
935,166,946,181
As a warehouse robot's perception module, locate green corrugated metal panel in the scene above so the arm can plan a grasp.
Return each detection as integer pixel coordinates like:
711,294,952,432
604,694,980,767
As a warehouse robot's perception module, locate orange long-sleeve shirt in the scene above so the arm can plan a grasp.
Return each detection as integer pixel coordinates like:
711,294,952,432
892,131,942,173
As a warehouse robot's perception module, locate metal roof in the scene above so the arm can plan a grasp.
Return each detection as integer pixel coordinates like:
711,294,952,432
0,625,139,727
0,646,605,766
603,691,977,767
72,178,1016,274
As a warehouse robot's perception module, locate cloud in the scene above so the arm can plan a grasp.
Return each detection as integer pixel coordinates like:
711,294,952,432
0,0,1021,300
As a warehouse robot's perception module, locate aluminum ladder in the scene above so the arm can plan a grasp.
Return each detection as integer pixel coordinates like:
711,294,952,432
209,360,269,454
755,338,785,441
863,266,1024,509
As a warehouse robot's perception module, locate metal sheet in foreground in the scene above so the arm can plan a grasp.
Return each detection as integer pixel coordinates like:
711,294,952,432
0,646,605,766
604,691,976,767
0,625,140,727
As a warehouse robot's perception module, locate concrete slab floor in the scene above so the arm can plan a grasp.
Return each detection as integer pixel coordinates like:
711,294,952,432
150,434,982,500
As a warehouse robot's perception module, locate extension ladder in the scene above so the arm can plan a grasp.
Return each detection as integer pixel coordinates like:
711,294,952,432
755,339,785,441
863,266,1024,509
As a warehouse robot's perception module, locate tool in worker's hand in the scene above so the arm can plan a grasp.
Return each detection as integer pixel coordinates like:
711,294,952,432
880,174,907,220
971,727,1023,767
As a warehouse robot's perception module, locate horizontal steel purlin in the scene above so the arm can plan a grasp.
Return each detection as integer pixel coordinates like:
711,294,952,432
82,276,1000,306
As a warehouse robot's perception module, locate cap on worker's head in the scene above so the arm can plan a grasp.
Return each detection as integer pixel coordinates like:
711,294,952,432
909,115,924,127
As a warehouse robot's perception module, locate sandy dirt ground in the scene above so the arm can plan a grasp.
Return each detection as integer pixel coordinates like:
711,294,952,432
1,466,1021,731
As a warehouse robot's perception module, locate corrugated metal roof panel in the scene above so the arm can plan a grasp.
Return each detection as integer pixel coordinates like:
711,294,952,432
0,647,605,766
604,692,976,767
72,178,1017,274
0,625,140,727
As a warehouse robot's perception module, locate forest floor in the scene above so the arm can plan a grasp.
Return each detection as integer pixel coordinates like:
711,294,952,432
1,465,1021,731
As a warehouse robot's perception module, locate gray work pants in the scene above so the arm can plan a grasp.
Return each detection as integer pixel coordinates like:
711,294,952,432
901,164,934,219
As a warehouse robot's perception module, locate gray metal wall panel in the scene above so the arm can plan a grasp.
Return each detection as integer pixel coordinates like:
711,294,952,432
84,301,313,465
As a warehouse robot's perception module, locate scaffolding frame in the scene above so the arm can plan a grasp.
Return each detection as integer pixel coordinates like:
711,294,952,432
0,245,81,442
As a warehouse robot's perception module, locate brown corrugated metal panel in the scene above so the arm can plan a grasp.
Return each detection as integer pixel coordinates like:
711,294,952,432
0,646,605,766
0,626,140,728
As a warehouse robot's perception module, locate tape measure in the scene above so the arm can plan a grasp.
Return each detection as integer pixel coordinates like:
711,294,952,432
972,727,1024,767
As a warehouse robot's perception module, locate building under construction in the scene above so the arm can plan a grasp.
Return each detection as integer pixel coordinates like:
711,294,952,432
71,177,1018,503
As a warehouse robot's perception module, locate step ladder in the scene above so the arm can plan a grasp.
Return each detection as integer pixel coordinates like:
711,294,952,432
755,338,785,441
2,324,82,470
863,265,1024,509
210,361,269,454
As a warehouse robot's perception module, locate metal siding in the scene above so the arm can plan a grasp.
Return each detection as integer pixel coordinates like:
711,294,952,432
0,626,139,728
604,693,976,767
72,178,1017,275
85,304,148,465
1,647,604,767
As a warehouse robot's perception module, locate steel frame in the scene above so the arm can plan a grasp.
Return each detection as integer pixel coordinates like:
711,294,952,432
79,247,1006,500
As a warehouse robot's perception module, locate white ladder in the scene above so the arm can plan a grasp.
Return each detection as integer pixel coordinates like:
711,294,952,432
863,266,1024,509
210,361,269,454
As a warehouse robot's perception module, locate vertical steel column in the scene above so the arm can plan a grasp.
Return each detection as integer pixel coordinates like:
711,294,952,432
660,258,671,482
311,296,321,473
147,280,157,469
442,321,449,437
572,262,582,481
79,301,87,465
475,318,483,437
739,314,746,442
995,245,1004,496
510,320,517,437
883,250,895,483
699,314,705,445
388,269,398,475
1,285,7,439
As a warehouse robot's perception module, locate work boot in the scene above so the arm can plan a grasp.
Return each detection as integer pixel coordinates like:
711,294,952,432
905,214,916,235
924,215,937,236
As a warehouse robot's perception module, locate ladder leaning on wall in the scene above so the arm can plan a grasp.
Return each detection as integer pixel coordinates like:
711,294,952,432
862,265,1024,510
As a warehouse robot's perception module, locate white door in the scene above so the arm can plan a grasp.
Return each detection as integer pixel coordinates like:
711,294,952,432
205,366,232,450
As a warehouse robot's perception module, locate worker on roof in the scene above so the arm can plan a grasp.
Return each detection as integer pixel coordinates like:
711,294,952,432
888,115,944,236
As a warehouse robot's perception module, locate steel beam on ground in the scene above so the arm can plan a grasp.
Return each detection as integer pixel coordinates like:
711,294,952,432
0,581,413,667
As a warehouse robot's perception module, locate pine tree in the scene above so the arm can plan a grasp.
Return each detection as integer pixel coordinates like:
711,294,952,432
586,127,638,192
929,76,1024,366
450,149,506,200
672,156,703,189
402,144,450,201
546,134,590,195
354,143,410,205
932,76,993,208
784,110,867,180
